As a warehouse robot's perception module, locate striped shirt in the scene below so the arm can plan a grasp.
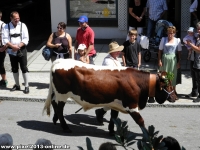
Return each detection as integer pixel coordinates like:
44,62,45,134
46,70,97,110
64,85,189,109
146,0,168,21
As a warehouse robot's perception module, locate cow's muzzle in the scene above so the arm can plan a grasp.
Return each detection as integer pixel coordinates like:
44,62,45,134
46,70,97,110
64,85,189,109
163,88,176,102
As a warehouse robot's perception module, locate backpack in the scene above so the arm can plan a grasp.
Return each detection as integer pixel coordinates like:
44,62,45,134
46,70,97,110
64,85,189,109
42,46,52,61
42,32,57,61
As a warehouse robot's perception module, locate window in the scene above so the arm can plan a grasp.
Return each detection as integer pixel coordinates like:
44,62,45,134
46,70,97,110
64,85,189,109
67,0,118,27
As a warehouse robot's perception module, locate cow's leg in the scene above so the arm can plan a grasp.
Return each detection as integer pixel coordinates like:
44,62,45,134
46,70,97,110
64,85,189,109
108,109,119,136
129,111,145,127
51,100,58,125
57,101,72,133
50,92,58,125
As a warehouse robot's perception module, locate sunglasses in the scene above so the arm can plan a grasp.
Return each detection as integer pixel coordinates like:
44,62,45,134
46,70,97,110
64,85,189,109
57,27,63,30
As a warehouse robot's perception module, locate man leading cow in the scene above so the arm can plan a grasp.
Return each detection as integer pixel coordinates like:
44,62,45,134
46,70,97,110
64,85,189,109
95,41,124,135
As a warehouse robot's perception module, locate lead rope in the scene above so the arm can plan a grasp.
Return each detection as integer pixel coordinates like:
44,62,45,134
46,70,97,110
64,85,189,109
163,89,174,100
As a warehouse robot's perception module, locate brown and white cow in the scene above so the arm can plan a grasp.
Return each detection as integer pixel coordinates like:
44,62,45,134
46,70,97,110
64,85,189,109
43,59,176,133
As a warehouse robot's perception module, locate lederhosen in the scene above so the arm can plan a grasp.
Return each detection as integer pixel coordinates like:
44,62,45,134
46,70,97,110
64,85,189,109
0,22,6,74
8,22,28,73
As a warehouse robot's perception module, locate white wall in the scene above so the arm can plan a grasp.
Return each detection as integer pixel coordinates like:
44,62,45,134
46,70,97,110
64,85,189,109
50,0,67,32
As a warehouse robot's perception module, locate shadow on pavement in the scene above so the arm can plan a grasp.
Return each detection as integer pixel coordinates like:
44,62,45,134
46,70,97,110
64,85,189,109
17,114,142,139
28,82,49,89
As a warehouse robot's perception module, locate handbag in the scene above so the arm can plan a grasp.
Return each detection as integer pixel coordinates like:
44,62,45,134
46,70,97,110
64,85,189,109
42,46,52,61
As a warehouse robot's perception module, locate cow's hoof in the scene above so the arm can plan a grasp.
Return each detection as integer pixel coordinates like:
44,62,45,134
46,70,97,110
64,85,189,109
64,128,72,133
95,109,106,124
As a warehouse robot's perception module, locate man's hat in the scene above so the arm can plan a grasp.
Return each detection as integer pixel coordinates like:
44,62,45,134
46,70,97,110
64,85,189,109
108,41,124,53
78,15,88,23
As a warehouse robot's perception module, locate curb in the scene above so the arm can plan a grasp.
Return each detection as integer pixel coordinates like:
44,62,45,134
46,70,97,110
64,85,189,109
1,96,200,108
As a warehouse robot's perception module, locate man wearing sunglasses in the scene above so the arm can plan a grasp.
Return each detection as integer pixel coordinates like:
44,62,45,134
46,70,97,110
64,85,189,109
74,15,96,64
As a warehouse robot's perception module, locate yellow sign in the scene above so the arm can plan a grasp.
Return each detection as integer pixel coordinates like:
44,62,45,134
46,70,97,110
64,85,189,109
102,8,110,17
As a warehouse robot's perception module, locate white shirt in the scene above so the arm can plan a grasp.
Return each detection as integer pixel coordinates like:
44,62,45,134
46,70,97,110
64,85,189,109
190,0,198,13
102,54,122,67
0,20,5,46
2,21,29,55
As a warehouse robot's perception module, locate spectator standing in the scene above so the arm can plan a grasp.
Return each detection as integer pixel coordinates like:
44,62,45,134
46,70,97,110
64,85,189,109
146,0,168,38
183,27,198,98
190,0,200,26
74,16,96,64
186,22,200,102
158,26,182,99
0,11,8,88
75,44,90,64
126,0,146,42
2,11,29,94
122,29,141,69
95,41,124,136
46,22,72,62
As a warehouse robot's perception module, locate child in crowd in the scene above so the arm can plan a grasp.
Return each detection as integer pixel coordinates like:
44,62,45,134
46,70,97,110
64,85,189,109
122,29,141,69
75,44,90,64
183,27,196,60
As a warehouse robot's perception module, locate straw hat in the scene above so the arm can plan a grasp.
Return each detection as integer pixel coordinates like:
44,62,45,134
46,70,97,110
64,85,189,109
108,41,124,53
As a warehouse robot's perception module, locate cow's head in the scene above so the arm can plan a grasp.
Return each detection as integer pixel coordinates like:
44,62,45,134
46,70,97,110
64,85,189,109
155,71,177,104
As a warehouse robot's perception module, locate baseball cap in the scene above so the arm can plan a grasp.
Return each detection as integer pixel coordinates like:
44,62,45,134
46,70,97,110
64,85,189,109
78,15,88,23
78,44,86,50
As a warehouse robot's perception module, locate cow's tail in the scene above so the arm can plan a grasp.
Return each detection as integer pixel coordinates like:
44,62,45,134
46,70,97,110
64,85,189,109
43,71,53,116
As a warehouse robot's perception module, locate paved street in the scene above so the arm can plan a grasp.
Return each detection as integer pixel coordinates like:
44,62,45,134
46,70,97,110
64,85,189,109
0,101,199,150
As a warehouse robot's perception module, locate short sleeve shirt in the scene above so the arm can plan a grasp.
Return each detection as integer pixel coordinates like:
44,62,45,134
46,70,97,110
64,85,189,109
102,54,122,67
159,37,182,54
76,26,96,56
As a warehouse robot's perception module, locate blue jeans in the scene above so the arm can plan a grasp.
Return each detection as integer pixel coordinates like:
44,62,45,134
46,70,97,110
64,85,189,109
147,18,157,38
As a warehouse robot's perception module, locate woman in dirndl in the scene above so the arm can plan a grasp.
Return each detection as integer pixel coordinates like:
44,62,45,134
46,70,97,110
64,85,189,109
158,26,182,99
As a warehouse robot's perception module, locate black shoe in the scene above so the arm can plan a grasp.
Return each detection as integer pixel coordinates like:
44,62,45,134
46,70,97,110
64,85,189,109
148,97,155,103
186,92,198,98
24,87,29,94
193,97,200,103
95,108,106,124
10,85,20,91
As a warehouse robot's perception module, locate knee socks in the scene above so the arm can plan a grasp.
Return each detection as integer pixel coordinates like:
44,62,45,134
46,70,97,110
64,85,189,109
22,73,29,87
13,73,20,86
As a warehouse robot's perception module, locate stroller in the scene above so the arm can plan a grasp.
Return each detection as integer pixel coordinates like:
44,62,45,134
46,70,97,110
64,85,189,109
142,20,173,62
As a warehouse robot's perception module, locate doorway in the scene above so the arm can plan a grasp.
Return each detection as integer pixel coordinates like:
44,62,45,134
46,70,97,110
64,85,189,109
0,0,51,52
